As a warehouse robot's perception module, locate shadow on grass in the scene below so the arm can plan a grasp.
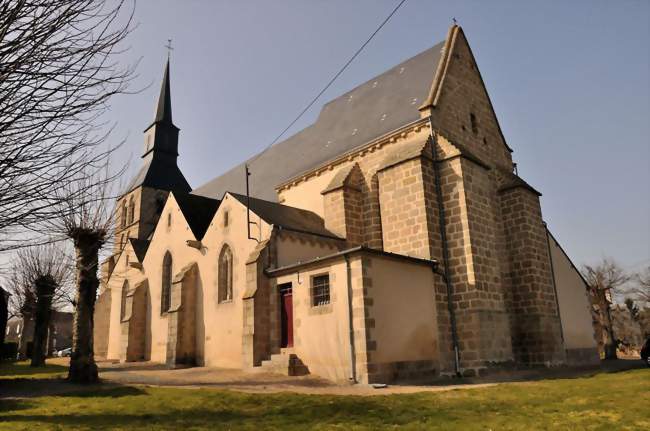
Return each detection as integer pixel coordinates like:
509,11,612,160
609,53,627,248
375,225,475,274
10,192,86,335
0,360,68,377
1,377,145,399
0,398,31,413
0,394,455,429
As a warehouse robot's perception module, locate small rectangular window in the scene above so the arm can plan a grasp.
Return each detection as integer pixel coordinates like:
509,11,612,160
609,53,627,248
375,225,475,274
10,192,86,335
224,210,229,227
312,274,330,307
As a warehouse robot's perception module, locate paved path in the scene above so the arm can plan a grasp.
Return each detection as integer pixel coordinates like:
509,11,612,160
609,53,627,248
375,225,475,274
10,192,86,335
95,359,497,395
38,357,646,397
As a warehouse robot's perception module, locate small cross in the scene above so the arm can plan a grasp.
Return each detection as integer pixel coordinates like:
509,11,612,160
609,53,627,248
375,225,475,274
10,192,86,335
165,39,173,58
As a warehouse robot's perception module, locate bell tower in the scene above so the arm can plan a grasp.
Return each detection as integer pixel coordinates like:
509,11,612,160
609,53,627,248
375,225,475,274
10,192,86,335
114,58,191,253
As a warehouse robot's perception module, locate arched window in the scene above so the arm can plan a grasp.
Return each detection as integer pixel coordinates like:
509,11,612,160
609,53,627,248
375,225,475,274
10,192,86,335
120,280,129,321
218,245,233,303
120,201,127,228
128,196,135,224
161,251,172,313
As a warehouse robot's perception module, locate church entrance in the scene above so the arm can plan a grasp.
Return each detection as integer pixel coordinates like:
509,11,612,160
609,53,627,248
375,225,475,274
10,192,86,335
279,284,293,348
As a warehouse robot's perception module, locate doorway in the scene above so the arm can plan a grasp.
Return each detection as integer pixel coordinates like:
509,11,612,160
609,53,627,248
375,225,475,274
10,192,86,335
279,283,293,348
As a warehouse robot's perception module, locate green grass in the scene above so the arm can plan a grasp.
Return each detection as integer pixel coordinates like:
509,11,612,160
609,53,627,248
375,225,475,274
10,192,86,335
0,361,67,379
0,362,648,430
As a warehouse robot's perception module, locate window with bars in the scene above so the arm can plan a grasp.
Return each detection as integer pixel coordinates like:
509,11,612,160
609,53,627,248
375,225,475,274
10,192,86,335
311,274,330,307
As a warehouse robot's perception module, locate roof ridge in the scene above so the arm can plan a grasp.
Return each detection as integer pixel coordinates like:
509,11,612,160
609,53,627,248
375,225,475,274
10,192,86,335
193,41,446,201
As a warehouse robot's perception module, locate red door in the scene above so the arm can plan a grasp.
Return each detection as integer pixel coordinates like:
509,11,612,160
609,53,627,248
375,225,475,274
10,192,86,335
281,287,293,348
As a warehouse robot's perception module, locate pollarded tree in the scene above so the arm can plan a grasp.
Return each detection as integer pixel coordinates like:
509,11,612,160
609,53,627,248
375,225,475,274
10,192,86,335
46,161,121,383
5,246,72,366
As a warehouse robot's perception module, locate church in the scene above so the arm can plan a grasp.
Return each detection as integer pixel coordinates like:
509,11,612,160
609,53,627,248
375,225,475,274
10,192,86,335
94,25,598,383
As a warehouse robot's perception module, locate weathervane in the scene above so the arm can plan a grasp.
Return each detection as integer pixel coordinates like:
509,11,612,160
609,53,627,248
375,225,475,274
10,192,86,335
165,39,173,58
452,17,457,25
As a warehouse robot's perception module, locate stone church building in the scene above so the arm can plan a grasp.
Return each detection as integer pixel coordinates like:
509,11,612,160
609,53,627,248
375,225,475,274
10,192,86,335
95,25,598,383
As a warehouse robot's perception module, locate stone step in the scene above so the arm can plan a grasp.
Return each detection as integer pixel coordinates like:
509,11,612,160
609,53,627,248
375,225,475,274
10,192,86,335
258,352,309,376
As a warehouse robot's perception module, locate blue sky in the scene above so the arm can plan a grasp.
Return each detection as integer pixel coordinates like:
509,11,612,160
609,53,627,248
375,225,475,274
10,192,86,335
108,0,649,273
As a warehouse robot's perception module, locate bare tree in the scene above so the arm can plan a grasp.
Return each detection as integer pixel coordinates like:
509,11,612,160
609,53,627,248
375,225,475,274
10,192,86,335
0,0,136,251
583,258,630,360
43,160,120,383
630,266,650,305
5,245,71,366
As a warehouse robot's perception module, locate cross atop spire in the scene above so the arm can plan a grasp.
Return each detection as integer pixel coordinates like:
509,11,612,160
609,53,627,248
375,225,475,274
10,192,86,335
165,39,173,59
153,57,173,125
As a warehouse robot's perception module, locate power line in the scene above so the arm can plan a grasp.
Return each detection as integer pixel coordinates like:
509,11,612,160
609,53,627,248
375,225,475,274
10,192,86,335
248,0,408,164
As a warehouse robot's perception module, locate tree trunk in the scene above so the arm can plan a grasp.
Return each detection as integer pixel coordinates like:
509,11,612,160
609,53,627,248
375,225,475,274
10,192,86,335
31,276,55,367
68,233,101,383
603,304,618,360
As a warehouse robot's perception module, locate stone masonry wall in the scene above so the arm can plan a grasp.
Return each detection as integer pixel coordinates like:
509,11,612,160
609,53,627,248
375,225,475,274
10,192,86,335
499,186,565,364
323,186,364,246
349,257,374,383
93,289,112,359
428,28,513,172
378,157,435,260
113,186,169,254
456,160,513,366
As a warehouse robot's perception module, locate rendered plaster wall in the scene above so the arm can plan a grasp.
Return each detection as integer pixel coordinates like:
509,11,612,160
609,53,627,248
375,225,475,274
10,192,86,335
272,260,353,382
547,232,599,364
106,192,273,368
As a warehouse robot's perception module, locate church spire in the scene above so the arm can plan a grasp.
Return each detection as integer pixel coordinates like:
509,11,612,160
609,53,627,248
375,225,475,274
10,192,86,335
143,58,180,158
153,58,173,125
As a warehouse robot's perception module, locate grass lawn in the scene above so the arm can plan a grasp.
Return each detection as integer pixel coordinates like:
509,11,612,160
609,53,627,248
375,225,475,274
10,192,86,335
0,361,68,380
0,362,648,430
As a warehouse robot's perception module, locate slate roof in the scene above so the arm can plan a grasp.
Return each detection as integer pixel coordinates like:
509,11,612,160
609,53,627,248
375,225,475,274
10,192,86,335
193,42,445,201
377,135,430,172
174,193,221,240
154,59,174,125
229,193,341,240
498,172,542,196
125,153,191,196
122,58,189,196
321,164,359,194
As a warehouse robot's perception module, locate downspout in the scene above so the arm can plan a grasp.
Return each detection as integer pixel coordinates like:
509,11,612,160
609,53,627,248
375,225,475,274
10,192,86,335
344,254,357,383
427,118,461,377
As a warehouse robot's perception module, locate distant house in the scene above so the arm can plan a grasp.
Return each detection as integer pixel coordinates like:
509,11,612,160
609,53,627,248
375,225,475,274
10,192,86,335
5,311,73,358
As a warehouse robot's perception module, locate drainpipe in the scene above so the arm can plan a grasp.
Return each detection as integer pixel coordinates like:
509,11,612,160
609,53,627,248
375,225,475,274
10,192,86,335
427,118,461,377
344,254,357,383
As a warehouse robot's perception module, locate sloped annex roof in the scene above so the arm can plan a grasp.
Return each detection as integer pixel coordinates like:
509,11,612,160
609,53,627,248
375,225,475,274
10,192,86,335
128,238,151,263
193,41,445,202
174,193,221,240
229,193,341,240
